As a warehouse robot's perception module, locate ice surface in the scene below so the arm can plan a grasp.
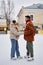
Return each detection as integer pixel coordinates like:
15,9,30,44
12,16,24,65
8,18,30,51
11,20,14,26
0,34,43,65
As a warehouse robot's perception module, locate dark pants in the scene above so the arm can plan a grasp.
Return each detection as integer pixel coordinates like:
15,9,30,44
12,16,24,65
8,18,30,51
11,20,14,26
26,41,33,57
11,39,20,58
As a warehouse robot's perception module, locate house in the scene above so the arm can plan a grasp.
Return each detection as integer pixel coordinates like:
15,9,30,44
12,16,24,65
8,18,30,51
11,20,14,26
17,4,43,30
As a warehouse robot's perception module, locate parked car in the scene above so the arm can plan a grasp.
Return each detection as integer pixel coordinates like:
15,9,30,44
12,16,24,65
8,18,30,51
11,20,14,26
0,19,7,34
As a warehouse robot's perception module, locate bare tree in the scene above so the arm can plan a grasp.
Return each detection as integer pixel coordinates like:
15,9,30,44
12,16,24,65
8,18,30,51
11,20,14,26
1,0,14,29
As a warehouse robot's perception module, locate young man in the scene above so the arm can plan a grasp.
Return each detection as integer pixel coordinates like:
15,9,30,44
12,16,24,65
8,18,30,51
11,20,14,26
24,15,35,61
10,20,22,60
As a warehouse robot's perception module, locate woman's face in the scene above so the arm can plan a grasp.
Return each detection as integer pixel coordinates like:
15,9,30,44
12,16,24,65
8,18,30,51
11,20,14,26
13,23,18,27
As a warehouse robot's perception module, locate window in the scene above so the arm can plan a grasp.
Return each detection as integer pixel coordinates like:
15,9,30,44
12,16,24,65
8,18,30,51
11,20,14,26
42,25,43,30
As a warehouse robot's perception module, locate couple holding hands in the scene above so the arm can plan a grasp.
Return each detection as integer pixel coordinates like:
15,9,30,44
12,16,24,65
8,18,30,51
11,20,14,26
10,15,35,61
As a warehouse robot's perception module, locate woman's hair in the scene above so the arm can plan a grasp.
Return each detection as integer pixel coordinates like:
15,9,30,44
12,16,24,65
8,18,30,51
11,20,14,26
12,20,16,24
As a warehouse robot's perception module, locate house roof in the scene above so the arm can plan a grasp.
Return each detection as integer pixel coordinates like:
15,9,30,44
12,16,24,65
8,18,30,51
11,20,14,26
17,4,43,17
24,4,43,9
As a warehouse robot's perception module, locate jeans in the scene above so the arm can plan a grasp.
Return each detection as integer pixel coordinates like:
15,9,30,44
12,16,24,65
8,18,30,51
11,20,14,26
26,41,34,57
11,39,20,58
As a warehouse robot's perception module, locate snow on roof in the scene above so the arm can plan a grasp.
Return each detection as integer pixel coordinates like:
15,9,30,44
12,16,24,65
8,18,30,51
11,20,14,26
24,4,43,9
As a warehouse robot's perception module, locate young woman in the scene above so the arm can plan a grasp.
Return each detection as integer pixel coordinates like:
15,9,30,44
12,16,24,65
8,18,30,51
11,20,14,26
10,20,23,60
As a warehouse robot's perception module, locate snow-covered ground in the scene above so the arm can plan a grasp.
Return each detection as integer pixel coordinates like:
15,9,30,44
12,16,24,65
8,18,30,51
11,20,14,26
0,34,43,65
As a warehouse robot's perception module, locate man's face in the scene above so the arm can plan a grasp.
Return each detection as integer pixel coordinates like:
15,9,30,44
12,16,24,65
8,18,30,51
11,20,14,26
25,17,30,21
